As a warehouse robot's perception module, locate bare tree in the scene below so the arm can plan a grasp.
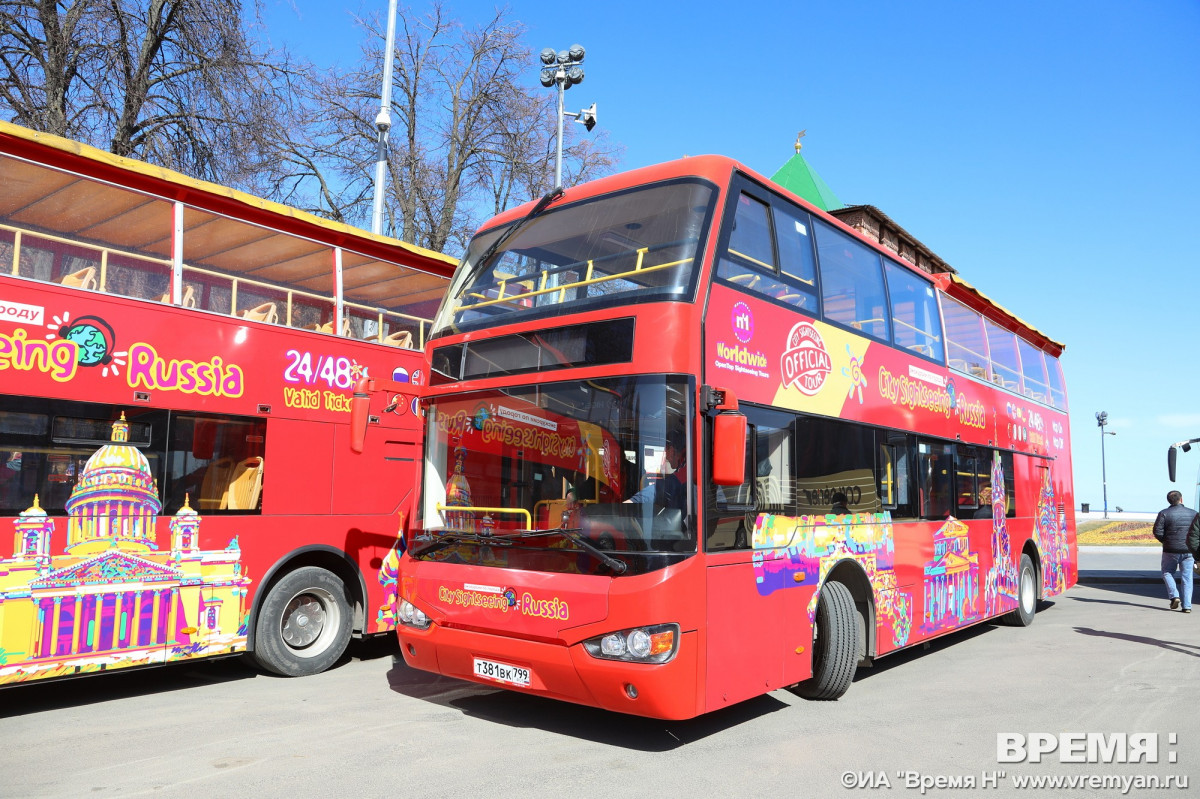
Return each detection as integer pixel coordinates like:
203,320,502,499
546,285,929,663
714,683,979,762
0,0,297,184
0,1,621,254
296,2,621,254
0,1,101,138
253,63,377,225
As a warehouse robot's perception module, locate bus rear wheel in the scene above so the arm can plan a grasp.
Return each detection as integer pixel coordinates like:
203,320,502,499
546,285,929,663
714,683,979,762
253,566,353,677
792,580,860,701
1003,554,1038,627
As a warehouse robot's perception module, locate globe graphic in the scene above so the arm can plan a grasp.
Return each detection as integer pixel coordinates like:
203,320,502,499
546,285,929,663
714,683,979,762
63,323,109,366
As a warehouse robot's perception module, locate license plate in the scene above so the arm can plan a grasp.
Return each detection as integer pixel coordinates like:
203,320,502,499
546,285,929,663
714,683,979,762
473,657,531,687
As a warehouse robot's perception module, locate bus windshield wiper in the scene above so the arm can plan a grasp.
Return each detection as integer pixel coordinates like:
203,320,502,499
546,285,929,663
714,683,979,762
472,186,563,273
414,531,517,556
513,527,627,574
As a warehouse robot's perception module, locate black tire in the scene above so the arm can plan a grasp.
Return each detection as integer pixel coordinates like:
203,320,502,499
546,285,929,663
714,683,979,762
252,566,353,677
792,581,860,700
1003,554,1038,627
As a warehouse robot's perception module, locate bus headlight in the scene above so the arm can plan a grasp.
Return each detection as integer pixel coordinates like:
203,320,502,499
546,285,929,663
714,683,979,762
398,599,430,629
583,623,679,663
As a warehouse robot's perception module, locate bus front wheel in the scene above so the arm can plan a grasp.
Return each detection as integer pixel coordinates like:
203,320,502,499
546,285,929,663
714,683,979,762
1003,554,1038,627
252,566,353,677
792,580,860,701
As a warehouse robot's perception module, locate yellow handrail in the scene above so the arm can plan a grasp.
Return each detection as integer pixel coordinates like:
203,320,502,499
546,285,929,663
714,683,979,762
728,247,773,272
457,255,691,313
436,504,532,529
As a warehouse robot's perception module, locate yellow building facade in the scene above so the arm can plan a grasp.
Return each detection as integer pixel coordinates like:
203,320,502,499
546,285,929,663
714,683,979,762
0,416,250,684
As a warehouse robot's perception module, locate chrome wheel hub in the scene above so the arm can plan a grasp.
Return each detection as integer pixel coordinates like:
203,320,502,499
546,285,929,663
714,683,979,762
282,595,328,648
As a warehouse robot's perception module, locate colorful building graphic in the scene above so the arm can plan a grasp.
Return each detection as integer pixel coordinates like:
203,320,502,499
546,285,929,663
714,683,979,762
376,512,406,631
1035,466,1074,597
921,518,981,633
753,511,912,649
0,415,250,685
443,443,476,533
983,456,1019,617
751,451,1073,655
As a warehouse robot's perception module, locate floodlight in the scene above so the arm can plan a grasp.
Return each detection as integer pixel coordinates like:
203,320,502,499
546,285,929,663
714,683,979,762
557,49,570,64
566,65,584,85
568,44,585,62
540,48,557,65
540,68,556,87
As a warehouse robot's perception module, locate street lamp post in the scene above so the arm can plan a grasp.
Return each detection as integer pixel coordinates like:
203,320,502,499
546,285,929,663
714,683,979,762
539,45,597,189
371,0,399,236
1096,411,1116,519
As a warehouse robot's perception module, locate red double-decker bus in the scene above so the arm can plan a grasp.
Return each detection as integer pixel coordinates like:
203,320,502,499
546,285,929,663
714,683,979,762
390,155,1076,719
0,121,455,684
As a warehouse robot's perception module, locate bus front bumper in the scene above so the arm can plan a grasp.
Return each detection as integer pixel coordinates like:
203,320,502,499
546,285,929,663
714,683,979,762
396,624,700,720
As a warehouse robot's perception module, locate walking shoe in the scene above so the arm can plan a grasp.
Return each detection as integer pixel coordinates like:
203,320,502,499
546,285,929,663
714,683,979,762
1183,608,1192,613
1171,597,1181,609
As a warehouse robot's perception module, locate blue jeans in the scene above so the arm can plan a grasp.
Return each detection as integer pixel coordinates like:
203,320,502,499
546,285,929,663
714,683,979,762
1161,553,1194,609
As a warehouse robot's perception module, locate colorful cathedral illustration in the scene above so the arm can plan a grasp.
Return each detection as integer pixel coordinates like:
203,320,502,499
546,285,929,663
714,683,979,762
921,518,981,633
0,414,251,684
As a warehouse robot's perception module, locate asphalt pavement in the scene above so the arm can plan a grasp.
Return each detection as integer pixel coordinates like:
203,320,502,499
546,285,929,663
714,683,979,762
1079,544,1200,588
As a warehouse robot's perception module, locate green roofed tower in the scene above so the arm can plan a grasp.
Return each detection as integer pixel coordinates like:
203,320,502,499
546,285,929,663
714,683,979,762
771,131,844,211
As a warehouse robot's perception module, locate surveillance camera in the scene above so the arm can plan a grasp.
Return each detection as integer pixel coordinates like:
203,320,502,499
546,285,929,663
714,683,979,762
576,103,597,132
375,108,392,132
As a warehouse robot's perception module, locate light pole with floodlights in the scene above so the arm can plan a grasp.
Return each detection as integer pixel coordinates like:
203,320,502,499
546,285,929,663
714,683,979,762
539,45,597,189
1096,411,1116,519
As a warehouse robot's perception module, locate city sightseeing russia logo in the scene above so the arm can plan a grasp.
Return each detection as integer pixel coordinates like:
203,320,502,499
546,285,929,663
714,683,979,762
781,321,832,395
732,301,753,343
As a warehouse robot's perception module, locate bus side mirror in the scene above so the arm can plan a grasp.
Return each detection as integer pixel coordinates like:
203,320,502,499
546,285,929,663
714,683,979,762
712,413,747,486
350,377,375,453
1169,446,1177,483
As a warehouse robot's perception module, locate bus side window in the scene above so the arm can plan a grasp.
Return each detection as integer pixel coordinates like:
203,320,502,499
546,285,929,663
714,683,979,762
717,193,779,297
956,445,990,518
814,219,890,341
917,439,954,521
794,415,878,515
166,414,267,514
998,450,1016,517
773,205,819,311
705,419,754,551
884,259,944,361
726,193,775,269
878,432,916,520
706,405,795,551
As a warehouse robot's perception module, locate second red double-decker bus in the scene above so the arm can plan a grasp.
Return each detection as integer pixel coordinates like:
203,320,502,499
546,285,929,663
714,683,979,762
390,155,1076,719
0,121,455,685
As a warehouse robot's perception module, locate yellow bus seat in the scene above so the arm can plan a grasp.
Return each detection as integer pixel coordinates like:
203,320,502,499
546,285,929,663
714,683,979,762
384,330,414,348
59,266,98,290
158,284,196,307
224,456,264,510
198,458,234,510
241,302,278,324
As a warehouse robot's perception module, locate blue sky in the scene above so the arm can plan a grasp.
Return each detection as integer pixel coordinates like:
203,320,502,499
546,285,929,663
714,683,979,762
262,0,1200,513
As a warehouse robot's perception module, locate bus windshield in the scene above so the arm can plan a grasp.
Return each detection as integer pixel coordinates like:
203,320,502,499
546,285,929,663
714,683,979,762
431,180,716,336
416,375,695,574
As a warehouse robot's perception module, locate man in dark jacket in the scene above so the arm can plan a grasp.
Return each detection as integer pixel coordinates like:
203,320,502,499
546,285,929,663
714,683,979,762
1153,491,1196,612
